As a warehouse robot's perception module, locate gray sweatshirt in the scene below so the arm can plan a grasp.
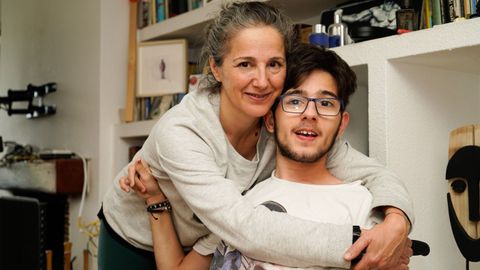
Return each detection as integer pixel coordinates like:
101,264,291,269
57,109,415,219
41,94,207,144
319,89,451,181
102,89,413,268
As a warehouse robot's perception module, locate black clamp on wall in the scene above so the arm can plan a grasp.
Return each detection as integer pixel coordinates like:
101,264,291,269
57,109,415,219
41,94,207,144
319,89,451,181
0,82,57,119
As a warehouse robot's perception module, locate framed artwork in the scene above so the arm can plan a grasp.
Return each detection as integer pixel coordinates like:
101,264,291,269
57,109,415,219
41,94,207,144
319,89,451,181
137,39,188,97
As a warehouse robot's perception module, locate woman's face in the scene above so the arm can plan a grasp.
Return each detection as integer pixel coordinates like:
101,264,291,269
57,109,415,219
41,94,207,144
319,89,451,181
212,25,286,119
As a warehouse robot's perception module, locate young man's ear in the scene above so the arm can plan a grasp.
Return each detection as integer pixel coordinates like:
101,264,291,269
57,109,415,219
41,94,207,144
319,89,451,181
209,57,222,82
337,111,350,137
264,110,275,134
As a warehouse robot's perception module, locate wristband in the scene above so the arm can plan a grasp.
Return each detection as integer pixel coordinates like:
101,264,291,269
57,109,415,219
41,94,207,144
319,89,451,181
146,200,172,220
352,225,364,264
352,225,361,243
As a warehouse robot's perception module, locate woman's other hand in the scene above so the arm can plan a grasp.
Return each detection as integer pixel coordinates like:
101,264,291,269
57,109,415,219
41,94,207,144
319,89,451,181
119,159,166,203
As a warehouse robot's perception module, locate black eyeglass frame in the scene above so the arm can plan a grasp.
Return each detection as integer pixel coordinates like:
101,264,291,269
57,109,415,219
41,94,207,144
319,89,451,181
278,93,345,116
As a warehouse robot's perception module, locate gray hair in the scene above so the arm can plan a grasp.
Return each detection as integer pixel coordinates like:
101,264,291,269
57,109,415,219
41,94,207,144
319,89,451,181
199,1,294,92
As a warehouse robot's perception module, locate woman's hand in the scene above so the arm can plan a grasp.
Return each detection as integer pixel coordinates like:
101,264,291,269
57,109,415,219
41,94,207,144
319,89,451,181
345,208,411,270
119,159,166,203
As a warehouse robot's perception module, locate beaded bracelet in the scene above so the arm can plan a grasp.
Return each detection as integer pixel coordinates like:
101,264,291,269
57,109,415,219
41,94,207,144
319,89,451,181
146,200,172,220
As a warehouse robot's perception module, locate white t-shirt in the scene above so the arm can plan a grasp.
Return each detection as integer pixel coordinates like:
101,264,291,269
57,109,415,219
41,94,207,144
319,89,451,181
210,171,378,270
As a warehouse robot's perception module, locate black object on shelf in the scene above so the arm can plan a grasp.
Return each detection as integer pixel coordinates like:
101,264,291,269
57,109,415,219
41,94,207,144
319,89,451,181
349,25,396,42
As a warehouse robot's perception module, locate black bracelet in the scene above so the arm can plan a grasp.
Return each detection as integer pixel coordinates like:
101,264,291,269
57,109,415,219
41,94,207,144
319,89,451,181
146,200,172,220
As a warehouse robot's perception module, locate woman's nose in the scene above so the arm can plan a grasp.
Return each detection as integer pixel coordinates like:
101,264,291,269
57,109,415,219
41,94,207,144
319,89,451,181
252,67,268,89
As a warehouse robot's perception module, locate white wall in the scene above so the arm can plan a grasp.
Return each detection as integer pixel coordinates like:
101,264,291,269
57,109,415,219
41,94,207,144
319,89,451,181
386,62,480,270
0,0,104,269
99,0,129,201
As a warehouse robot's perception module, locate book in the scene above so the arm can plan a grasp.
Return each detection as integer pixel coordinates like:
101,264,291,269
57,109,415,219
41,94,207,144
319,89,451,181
432,0,443,25
443,0,456,22
168,0,188,18
454,0,463,17
144,97,151,120
149,97,162,119
425,0,432,28
138,0,151,29
174,93,187,105
128,146,142,162
464,0,471,16
294,24,312,44
188,0,203,10
150,0,156,25
156,0,166,22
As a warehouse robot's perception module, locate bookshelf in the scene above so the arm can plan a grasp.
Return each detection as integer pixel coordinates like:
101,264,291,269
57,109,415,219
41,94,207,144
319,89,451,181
114,0,480,268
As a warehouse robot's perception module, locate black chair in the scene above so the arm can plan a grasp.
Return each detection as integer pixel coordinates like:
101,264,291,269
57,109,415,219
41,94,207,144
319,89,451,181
412,239,430,256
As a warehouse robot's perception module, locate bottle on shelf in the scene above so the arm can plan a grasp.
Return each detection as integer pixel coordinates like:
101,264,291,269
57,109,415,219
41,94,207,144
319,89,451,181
328,9,348,48
309,24,329,48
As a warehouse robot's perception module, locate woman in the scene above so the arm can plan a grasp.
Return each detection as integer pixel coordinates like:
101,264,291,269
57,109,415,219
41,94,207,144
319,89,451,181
99,2,413,269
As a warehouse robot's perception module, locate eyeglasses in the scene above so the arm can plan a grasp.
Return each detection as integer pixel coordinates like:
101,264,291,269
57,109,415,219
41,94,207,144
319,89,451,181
279,93,344,116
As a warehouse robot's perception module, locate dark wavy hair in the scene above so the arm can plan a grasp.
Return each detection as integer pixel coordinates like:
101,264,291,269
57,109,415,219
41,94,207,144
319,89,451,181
273,43,357,112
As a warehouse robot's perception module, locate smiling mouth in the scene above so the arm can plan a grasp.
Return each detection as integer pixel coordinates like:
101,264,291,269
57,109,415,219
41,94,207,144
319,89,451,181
245,92,271,101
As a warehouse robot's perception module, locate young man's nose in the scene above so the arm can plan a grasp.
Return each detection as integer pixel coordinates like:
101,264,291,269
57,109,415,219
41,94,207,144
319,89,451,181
302,100,318,119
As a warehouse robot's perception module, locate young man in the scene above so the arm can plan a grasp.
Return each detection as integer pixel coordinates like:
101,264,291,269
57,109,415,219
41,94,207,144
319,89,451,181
210,43,398,269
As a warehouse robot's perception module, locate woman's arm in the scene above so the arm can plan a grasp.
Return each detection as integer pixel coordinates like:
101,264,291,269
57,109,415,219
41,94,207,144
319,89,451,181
121,161,212,270
327,139,414,221
142,124,352,269
146,194,212,270
327,139,414,269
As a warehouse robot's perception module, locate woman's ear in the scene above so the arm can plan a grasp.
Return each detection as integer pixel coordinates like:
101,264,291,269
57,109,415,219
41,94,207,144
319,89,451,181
264,111,275,134
209,57,221,82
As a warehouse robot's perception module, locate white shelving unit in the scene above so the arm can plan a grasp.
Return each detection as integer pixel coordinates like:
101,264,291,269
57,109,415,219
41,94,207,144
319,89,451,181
114,1,480,268
139,0,342,45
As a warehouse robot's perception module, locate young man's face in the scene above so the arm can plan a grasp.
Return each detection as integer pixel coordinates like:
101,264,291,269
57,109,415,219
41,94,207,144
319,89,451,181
266,69,349,163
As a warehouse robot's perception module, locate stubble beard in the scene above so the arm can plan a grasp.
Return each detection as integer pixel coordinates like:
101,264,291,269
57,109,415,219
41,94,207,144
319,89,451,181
274,120,341,163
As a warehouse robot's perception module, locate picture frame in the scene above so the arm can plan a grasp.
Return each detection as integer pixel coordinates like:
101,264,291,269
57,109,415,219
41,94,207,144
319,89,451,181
137,39,188,97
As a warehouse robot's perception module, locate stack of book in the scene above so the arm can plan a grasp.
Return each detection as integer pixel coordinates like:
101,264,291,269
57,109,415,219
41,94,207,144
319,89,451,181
138,0,208,28
423,0,478,28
